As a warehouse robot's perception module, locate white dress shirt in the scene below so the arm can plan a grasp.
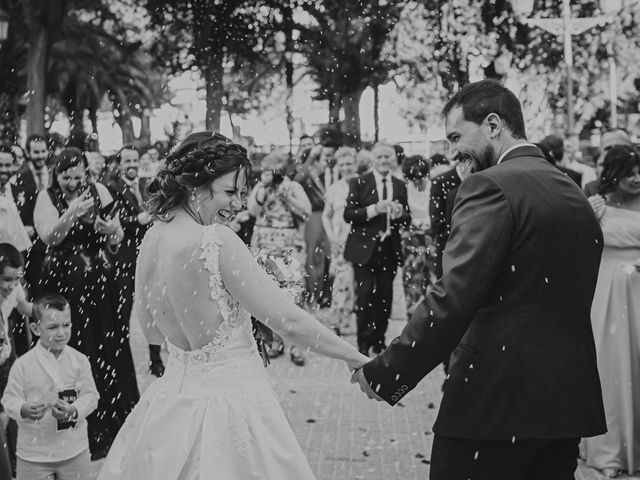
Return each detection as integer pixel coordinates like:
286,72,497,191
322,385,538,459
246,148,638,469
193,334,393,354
366,168,394,219
1,341,99,462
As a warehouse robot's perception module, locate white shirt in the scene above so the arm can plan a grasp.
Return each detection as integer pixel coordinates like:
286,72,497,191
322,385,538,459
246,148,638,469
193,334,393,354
366,168,394,219
1,341,99,462
0,283,26,364
0,182,32,252
28,162,49,191
497,143,536,165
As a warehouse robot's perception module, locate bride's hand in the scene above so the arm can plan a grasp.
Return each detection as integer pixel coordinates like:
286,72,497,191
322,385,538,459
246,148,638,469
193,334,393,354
346,352,370,372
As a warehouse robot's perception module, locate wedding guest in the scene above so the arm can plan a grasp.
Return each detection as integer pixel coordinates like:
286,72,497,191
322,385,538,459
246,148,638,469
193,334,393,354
584,128,633,197
10,145,26,174
295,146,331,308
583,145,640,478
1,293,98,480
0,244,33,478
356,148,373,175
33,148,138,459
564,134,597,188
344,142,411,356
0,147,31,254
428,153,451,178
12,135,50,298
249,151,311,366
322,147,357,336
138,149,155,178
537,135,582,186
106,145,163,377
85,151,106,183
401,155,436,316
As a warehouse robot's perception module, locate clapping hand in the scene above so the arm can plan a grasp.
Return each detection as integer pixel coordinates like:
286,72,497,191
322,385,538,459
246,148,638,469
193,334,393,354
67,190,94,220
20,401,47,421
94,213,119,235
389,201,404,220
51,399,77,421
351,368,384,402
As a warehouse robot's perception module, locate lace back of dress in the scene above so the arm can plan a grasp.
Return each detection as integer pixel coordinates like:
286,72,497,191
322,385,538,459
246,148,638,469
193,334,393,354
200,224,243,351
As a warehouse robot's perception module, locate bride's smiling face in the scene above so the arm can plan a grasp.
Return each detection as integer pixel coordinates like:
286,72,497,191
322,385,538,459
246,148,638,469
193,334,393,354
193,168,248,224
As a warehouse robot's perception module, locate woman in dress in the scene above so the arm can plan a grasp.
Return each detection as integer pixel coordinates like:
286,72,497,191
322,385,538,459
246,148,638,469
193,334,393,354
401,155,436,316
248,151,311,366
34,148,140,459
321,147,357,335
583,145,640,478
97,132,369,480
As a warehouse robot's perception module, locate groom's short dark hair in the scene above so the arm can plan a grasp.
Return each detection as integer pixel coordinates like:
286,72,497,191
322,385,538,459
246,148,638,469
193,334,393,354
442,79,527,140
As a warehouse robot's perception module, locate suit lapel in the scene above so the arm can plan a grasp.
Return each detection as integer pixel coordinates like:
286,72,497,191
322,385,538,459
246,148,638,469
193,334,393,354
118,178,142,212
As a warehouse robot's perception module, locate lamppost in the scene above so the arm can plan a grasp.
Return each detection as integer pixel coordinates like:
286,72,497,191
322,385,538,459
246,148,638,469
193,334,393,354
512,0,623,134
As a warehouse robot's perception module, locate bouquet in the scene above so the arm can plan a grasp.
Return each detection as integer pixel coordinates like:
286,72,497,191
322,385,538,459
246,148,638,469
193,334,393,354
252,248,305,366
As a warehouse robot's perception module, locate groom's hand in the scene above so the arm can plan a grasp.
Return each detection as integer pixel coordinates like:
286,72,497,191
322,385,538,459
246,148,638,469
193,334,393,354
351,368,384,402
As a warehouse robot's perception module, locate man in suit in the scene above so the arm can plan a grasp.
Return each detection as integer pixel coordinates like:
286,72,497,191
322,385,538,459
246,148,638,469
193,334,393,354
344,143,411,356
353,80,606,480
106,145,164,377
429,163,464,278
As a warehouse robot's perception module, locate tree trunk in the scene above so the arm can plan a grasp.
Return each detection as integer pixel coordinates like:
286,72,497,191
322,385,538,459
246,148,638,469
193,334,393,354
328,92,341,126
283,5,294,156
26,25,48,136
204,53,224,132
342,88,364,147
139,109,151,144
89,108,98,134
373,84,380,143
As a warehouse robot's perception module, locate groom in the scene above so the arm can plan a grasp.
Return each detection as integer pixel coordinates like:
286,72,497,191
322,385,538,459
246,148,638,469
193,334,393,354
353,80,606,480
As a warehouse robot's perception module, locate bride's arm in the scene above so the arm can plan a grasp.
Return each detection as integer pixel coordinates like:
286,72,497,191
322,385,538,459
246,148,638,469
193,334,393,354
132,257,165,346
216,226,368,369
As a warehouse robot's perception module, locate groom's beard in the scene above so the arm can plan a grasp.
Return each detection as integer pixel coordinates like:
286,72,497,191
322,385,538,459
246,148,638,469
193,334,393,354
469,143,497,173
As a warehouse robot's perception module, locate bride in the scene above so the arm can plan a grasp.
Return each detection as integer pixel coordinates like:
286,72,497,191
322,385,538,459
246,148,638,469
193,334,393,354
97,132,369,480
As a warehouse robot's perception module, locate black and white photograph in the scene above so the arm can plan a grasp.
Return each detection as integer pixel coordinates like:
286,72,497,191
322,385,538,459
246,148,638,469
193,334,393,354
1,0,640,479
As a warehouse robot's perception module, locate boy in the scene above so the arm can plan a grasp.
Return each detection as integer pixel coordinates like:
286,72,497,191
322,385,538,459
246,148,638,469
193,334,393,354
1,293,99,480
0,242,32,478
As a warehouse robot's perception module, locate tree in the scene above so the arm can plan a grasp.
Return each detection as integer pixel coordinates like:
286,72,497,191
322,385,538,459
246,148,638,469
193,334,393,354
296,0,405,145
144,0,281,132
393,0,640,138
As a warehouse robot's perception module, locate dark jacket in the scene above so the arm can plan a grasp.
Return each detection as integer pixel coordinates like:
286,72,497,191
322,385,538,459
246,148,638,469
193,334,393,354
429,167,462,277
343,171,411,267
362,145,606,440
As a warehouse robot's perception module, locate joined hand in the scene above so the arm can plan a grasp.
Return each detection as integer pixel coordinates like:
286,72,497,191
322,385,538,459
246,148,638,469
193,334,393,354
351,368,384,402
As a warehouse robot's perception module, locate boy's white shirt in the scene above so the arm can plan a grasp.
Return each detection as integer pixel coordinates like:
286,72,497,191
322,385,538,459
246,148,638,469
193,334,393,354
0,283,26,363
1,341,99,462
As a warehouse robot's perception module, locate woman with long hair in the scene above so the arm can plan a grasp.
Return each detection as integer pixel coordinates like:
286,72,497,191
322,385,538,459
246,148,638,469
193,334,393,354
583,145,640,478
97,132,368,479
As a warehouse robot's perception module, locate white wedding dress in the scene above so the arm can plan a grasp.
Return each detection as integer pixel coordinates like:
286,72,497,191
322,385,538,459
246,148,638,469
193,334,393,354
97,225,315,480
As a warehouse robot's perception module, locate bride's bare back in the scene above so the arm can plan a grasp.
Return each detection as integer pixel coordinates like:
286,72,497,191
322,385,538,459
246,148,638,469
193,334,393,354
134,215,226,351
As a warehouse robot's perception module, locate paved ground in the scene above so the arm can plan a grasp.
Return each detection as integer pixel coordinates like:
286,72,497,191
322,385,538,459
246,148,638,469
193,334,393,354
89,311,638,480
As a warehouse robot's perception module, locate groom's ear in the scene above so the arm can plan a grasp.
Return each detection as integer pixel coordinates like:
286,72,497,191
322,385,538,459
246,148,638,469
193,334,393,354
485,113,502,138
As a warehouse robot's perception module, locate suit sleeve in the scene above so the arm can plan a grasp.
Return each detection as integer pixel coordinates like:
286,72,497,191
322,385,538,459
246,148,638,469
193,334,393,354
362,173,513,405
343,177,374,226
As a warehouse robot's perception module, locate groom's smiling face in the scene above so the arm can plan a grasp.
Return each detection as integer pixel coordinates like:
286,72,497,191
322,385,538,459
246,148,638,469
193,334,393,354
445,105,497,173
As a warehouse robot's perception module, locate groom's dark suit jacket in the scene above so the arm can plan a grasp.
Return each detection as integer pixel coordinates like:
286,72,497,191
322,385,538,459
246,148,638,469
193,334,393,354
362,145,607,440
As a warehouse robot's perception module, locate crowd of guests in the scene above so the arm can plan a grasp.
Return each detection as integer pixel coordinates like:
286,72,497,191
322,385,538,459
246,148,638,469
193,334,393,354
0,124,639,478
0,135,169,477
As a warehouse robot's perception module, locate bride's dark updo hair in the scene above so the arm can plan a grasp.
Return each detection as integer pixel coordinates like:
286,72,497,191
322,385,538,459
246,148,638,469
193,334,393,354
145,132,251,220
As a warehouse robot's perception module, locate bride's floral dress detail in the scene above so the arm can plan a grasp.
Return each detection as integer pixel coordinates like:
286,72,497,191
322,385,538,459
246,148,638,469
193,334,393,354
97,224,315,480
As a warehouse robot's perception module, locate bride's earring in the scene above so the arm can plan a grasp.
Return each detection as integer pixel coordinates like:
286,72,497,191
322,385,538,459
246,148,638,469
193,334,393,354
190,189,197,202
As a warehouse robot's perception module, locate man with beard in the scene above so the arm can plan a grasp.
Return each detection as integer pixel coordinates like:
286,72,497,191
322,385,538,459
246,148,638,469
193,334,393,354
106,145,164,376
353,80,606,480
0,146,31,253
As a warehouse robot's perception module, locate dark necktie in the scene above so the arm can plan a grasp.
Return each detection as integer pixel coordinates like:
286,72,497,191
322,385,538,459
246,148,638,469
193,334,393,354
381,177,388,201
